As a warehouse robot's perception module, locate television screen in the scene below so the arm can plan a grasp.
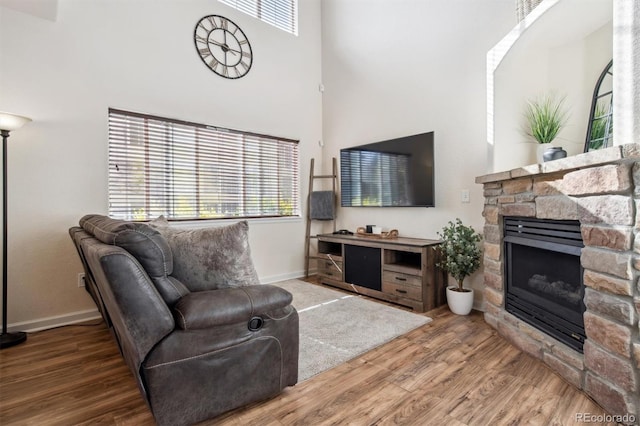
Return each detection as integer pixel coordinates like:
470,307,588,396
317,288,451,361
340,131,434,207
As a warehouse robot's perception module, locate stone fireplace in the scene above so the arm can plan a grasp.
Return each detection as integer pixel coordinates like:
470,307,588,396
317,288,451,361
476,144,640,421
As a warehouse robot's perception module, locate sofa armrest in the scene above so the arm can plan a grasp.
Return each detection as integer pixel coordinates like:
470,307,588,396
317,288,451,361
173,285,293,330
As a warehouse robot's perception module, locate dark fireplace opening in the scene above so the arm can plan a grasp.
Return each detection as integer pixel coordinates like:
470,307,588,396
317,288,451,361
504,217,586,352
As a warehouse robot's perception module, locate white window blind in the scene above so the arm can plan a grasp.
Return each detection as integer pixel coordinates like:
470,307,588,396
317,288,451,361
219,0,298,35
108,109,300,221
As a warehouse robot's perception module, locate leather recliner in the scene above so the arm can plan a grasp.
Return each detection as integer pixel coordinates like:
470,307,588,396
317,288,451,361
69,215,298,426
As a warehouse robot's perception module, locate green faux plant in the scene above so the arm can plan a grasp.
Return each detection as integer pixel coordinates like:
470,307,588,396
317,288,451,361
524,94,569,144
436,218,482,292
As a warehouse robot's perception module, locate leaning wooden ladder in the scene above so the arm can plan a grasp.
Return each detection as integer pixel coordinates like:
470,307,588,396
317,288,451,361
304,157,338,277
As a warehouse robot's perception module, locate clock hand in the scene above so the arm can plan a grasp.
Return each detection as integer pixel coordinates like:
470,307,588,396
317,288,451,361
223,31,229,60
208,40,240,56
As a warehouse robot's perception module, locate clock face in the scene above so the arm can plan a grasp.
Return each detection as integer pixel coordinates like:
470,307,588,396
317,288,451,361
194,15,253,79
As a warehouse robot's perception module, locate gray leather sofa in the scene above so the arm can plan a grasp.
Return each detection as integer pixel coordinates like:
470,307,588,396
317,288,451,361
69,215,298,425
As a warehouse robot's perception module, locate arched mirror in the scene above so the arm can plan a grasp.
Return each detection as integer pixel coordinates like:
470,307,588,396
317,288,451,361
584,60,613,152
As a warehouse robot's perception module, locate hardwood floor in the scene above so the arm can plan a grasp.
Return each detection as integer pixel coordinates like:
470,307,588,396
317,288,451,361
0,283,610,426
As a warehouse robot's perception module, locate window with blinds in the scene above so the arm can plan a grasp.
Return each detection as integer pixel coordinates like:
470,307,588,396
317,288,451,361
219,0,298,35
108,109,300,221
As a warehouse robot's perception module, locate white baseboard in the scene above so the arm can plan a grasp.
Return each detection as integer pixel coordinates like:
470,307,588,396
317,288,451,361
7,309,102,333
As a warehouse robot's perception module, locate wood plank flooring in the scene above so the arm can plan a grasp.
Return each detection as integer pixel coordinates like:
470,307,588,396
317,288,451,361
0,282,610,425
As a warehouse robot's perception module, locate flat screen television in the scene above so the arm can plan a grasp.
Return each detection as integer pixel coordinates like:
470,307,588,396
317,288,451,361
340,131,434,207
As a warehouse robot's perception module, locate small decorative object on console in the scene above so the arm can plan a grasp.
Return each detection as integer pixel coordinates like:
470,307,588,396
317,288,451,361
356,227,399,239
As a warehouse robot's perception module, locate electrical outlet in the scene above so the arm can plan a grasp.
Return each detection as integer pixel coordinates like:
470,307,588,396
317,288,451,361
77,273,85,288
461,189,470,203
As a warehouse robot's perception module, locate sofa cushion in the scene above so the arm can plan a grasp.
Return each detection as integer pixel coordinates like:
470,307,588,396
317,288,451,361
150,217,260,291
80,214,189,305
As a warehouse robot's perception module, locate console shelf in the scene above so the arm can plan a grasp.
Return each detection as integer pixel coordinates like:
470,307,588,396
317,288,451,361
316,233,446,312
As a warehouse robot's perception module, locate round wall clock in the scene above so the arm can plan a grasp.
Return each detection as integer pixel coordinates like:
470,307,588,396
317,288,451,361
194,15,253,79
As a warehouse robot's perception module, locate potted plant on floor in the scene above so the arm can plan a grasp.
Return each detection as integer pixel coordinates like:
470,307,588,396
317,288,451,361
437,218,482,315
524,93,569,163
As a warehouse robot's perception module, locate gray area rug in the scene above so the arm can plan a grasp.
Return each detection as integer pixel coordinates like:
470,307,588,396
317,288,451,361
273,279,432,381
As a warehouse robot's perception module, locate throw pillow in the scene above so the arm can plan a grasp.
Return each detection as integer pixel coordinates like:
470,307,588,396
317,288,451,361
150,217,260,291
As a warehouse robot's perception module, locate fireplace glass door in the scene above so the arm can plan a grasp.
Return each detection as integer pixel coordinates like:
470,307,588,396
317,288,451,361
504,217,586,352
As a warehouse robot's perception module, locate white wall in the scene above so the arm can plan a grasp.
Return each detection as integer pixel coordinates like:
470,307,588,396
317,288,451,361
0,0,58,20
613,0,640,146
320,0,515,305
491,0,613,172
0,0,323,330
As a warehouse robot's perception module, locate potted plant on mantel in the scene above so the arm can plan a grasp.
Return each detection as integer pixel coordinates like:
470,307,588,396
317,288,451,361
436,219,482,315
524,93,569,163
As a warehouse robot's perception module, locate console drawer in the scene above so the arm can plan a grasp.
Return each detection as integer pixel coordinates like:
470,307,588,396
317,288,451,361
382,281,422,301
318,258,343,280
382,270,422,288
382,270,422,301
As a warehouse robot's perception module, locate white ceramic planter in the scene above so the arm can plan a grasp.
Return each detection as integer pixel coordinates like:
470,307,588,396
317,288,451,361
446,286,474,315
536,143,550,163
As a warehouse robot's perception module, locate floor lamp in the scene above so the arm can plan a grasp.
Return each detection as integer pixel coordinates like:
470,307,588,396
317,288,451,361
0,112,31,349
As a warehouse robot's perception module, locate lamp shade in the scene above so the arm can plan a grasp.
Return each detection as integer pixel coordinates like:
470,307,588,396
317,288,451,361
0,112,32,131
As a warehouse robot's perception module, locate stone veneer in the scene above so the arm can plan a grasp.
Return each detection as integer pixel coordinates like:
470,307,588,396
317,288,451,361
476,144,640,422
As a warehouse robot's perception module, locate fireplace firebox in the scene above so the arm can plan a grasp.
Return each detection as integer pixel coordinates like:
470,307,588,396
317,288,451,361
503,217,586,352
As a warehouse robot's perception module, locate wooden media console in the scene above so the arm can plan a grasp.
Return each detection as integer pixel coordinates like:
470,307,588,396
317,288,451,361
316,233,446,312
